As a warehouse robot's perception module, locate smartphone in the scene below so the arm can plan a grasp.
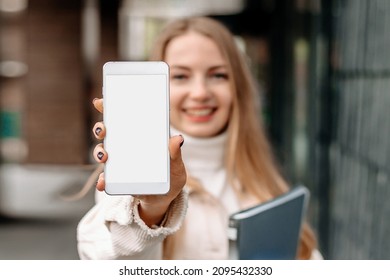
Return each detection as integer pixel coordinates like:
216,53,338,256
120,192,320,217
102,61,170,195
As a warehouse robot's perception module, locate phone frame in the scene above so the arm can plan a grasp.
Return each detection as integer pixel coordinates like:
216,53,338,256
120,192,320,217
102,61,170,195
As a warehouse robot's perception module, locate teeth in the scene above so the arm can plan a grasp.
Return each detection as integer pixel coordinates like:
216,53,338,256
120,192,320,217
186,108,214,116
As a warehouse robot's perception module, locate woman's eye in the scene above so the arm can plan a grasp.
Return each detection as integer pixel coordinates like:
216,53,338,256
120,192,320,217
171,74,187,80
212,73,228,79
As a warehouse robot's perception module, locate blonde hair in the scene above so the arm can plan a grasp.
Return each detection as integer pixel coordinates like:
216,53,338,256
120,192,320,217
150,17,317,259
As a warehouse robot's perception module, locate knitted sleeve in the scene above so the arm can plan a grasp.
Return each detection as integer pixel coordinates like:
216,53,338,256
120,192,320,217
77,190,188,259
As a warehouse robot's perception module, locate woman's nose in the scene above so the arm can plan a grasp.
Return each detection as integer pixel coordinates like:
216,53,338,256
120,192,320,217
189,77,210,101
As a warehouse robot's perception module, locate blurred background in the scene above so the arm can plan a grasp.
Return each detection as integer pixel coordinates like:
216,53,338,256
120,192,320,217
0,0,389,259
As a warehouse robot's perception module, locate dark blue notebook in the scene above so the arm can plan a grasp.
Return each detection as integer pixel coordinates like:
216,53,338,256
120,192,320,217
229,185,309,260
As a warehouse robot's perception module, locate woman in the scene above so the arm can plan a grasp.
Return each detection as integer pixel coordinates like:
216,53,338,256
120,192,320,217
77,17,319,259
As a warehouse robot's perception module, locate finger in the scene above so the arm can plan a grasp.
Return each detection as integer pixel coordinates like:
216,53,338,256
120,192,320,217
169,134,184,161
92,98,103,113
169,135,187,191
93,143,108,163
96,172,105,191
92,122,106,140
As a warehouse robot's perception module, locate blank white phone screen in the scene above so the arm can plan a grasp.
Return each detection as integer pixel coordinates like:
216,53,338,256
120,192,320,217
104,74,168,184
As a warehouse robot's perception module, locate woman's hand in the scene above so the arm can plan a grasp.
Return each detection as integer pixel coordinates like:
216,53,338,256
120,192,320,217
92,98,187,227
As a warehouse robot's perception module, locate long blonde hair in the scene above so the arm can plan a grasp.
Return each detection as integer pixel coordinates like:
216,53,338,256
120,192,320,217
150,17,317,259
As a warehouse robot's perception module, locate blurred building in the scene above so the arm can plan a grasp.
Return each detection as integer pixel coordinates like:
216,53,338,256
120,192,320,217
328,0,390,259
0,0,389,259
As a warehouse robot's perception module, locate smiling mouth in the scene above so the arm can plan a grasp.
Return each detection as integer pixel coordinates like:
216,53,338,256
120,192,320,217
184,108,216,117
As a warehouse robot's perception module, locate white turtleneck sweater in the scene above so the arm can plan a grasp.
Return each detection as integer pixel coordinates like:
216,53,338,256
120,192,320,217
172,127,241,259
172,127,240,216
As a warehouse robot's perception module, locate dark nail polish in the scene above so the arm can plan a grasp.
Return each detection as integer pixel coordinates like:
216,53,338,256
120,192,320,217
179,135,184,148
97,151,104,160
95,127,102,136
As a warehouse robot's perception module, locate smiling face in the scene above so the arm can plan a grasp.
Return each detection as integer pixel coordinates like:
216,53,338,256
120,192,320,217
164,32,233,138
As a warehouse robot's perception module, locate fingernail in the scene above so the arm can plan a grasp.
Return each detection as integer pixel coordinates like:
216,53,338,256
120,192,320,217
95,127,102,136
179,135,184,148
92,98,99,104
97,151,104,160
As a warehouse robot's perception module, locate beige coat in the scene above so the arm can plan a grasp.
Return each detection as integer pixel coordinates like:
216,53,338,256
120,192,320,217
78,186,239,259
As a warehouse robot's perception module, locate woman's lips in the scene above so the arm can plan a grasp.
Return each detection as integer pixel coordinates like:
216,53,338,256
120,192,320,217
183,108,216,122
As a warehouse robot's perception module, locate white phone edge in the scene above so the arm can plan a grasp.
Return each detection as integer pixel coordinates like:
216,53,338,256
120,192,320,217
102,61,170,195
